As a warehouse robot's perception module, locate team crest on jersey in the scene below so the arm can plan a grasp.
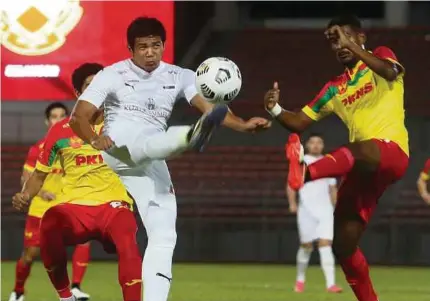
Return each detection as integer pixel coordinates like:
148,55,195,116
146,98,156,110
0,0,83,56
69,136,84,149
337,81,348,95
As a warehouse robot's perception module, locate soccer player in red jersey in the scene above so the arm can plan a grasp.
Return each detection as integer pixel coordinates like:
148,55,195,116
13,63,142,301
264,15,408,301
10,103,91,301
417,159,430,204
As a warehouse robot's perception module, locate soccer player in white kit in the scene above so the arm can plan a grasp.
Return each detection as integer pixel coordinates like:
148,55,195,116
286,134,342,293
69,17,271,301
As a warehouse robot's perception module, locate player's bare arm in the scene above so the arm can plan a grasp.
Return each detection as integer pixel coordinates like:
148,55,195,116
13,170,48,211
191,94,271,133
264,82,314,133
417,173,430,204
325,26,401,82
70,101,113,151
329,185,338,205
286,184,298,213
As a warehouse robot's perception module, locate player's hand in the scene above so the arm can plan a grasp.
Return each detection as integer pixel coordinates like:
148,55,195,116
324,25,353,50
12,192,30,212
289,203,298,214
243,117,272,133
264,82,280,110
40,191,56,201
91,135,114,151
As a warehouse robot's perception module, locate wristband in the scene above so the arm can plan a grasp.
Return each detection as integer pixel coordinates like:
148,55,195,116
267,103,283,117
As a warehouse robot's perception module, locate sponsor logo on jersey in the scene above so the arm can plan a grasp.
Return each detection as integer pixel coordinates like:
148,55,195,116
75,154,104,166
0,0,83,56
341,82,373,106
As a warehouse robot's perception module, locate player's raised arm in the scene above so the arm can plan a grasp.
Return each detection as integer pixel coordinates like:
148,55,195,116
264,82,316,133
325,25,403,82
417,160,430,204
70,69,116,150
180,69,271,133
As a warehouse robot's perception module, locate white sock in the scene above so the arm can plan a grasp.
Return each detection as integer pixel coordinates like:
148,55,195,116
296,247,312,282
131,125,191,164
143,196,177,301
319,246,336,288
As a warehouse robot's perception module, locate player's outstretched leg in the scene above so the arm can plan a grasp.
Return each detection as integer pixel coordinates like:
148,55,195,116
333,217,378,301
286,134,380,190
187,104,228,152
106,209,142,301
39,208,75,301
71,243,91,300
295,243,312,293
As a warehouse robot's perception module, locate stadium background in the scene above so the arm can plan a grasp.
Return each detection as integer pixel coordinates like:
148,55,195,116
1,1,430,300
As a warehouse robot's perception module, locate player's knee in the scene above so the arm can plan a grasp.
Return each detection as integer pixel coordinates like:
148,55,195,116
318,239,332,248
22,247,39,264
300,243,313,251
332,237,356,259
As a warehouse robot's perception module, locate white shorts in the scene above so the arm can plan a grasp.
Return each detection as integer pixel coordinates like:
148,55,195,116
297,206,333,243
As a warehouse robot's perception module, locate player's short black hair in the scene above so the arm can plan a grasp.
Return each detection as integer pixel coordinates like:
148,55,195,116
306,132,324,142
327,15,362,31
45,102,69,120
72,63,104,93
127,17,166,49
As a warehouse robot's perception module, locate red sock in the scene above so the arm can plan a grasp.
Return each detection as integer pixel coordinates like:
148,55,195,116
308,147,355,180
72,243,90,285
339,248,378,301
39,211,72,299
14,258,32,294
108,211,142,301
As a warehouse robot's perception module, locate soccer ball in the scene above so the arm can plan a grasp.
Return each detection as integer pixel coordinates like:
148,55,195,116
195,57,242,104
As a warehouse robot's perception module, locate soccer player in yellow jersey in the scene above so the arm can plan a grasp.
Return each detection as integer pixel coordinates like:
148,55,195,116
417,159,430,205
13,63,142,301
9,103,90,301
264,15,408,301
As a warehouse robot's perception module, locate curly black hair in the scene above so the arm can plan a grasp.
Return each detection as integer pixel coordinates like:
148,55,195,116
127,17,166,49
72,63,104,93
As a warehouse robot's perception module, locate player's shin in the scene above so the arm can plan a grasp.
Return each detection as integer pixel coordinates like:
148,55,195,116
296,246,312,284
318,246,336,288
142,203,177,301
307,147,355,181
13,258,32,295
39,213,72,299
72,243,90,288
108,211,142,301
338,248,378,301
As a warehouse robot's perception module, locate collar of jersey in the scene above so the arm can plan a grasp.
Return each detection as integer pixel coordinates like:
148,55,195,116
128,59,165,78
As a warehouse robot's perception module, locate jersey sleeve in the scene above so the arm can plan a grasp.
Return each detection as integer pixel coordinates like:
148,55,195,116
36,126,61,173
78,68,120,108
420,159,430,181
302,82,336,121
23,144,39,172
373,46,405,74
178,68,198,103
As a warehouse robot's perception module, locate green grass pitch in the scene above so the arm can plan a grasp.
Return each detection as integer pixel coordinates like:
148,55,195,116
2,262,430,301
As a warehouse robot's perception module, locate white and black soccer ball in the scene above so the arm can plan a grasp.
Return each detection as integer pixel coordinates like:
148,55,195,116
195,57,242,104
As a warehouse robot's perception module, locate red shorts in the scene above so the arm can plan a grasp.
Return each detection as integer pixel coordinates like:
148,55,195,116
23,215,42,247
40,201,136,253
335,139,409,223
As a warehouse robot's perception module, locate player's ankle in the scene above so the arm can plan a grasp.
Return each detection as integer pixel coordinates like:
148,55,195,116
71,283,80,290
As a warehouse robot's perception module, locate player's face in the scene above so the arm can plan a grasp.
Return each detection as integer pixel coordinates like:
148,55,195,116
75,74,96,97
46,108,67,127
306,137,324,155
131,35,164,72
328,25,364,66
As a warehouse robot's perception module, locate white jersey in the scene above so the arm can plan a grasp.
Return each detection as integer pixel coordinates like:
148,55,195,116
298,154,336,214
78,59,197,145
